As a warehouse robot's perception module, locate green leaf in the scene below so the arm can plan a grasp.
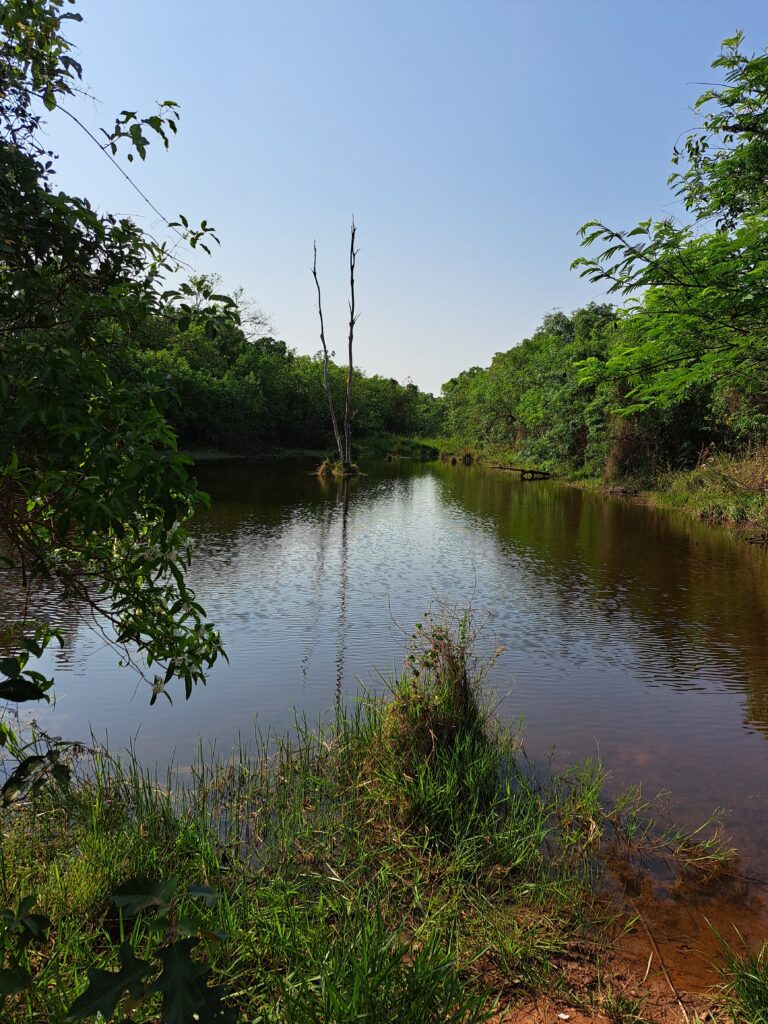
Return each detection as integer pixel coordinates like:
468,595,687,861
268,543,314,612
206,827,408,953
15,895,36,919
0,679,49,703
0,658,21,678
112,877,178,916
186,884,218,907
19,638,43,658
147,938,208,1024
8,897,51,948
67,942,152,1020
199,984,237,1023
0,965,32,995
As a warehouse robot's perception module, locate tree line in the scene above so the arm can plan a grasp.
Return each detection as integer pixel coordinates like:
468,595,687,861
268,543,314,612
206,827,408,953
442,32,768,480
136,31,767,483
128,275,442,454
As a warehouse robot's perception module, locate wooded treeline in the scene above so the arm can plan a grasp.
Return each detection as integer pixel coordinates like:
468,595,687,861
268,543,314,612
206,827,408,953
439,294,765,480
130,283,443,453
151,32,767,483
442,32,768,481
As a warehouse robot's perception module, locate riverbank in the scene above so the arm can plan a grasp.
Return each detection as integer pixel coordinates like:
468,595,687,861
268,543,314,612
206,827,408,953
2,611,760,1023
616,451,768,544
568,454,768,548
428,439,768,545
182,446,321,462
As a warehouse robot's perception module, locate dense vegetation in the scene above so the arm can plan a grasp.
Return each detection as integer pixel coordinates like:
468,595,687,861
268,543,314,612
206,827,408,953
1,2,767,1021
0,0,237,772
129,32,768,498
441,34,768,490
131,280,442,455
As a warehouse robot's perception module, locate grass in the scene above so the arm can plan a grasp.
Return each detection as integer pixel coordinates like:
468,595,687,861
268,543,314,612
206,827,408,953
0,608,747,1022
421,437,536,469
646,447,768,537
356,434,440,461
714,928,768,1024
597,986,652,1024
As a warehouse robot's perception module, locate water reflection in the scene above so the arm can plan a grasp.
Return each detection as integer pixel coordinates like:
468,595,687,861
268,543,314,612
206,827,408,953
434,466,768,730
4,458,768,878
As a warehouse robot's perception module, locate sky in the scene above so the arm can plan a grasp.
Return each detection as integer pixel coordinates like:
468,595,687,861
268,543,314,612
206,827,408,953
43,0,768,394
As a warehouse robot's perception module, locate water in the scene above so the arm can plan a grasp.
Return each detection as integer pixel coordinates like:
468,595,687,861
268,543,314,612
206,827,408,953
7,458,768,885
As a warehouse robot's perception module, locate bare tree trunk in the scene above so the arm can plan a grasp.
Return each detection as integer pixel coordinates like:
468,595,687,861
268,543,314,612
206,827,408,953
343,220,358,471
313,241,344,465
312,221,358,474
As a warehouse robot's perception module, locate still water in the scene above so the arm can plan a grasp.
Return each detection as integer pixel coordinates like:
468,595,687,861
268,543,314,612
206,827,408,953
14,458,768,880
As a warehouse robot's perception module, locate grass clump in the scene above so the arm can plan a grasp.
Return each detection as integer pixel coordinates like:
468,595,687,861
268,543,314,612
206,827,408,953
597,986,652,1024
715,929,768,1024
376,609,502,843
315,457,359,478
0,607,734,1022
626,445,768,538
279,906,490,1024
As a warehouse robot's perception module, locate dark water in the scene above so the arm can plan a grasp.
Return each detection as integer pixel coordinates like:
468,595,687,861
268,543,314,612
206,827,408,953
8,458,768,881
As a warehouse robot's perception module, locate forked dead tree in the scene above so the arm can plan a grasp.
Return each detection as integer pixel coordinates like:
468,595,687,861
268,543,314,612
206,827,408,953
312,220,359,475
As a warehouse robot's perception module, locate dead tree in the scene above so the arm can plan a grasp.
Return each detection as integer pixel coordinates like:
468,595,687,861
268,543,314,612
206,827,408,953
312,242,344,465
312,220,359,474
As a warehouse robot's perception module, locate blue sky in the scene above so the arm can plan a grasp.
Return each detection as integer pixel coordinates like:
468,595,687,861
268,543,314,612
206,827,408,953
45,0,767,394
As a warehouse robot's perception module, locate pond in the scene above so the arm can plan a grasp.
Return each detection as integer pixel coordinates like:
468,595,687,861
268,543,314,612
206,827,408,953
12,458,768,893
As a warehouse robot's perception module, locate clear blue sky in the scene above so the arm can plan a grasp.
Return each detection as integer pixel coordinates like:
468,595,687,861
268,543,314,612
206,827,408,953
44,0,767,394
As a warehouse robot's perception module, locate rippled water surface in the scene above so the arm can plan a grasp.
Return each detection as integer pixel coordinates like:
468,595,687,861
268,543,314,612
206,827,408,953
13,457,768,877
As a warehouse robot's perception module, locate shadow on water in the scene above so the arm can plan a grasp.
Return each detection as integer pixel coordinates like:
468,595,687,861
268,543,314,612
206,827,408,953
432,463,768,735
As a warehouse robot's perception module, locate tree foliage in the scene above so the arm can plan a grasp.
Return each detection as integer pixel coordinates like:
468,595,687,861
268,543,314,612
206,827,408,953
573,33,768,417
132,275,442,455
441,305,619,473
443,34,768,479
0,0,232,782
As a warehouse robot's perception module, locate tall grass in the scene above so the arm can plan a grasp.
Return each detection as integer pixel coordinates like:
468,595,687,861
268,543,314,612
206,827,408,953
0,609,737,1021
652,445,768,533
715,929,768,1024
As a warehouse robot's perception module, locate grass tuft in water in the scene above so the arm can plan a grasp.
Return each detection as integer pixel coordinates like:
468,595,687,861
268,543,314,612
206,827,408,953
0,607,737,1022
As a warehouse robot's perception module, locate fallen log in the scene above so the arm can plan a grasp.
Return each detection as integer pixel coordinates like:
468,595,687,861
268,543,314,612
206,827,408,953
491,465,552,480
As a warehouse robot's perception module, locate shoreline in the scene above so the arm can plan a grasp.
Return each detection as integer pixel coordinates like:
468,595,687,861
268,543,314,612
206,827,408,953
426,438,768,547
3,612,763,1023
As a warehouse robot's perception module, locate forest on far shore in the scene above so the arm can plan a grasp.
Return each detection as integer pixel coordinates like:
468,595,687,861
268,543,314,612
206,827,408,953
142,30,767,486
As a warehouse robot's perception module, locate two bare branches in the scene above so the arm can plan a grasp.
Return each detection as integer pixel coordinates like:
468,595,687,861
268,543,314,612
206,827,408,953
312,220,359,472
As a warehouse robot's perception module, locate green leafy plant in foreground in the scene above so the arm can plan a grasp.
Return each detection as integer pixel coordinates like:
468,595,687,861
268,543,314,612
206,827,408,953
0,897,51,1007
67,877,232,1023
